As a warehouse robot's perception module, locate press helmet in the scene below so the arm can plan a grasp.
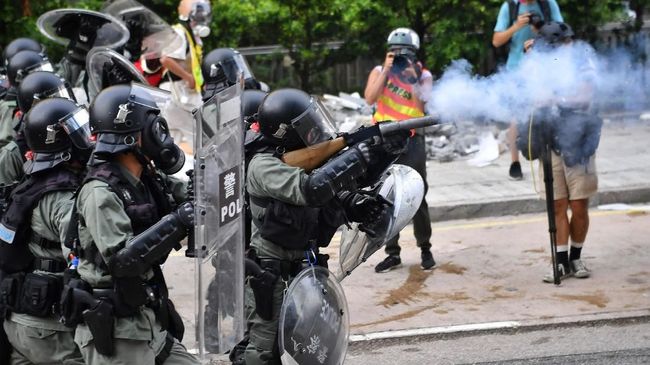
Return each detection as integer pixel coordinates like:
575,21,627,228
89,83,185,174
2,38,42,68
17,71,76,113
23,97,93,173
257,88,337,151
7,50,53,86
387,28,420,50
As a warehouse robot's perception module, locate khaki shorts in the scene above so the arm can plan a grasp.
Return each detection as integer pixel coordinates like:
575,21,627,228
539,152,598,200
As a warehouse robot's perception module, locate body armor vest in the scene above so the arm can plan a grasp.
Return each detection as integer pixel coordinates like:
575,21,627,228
0,167,80,273
83,163,175,235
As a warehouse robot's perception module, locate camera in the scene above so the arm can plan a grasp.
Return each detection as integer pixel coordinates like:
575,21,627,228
390,48,416,73
528,12,545,29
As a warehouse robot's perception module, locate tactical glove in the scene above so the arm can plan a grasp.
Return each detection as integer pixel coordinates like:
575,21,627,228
382,129,410,155
339,191,385,224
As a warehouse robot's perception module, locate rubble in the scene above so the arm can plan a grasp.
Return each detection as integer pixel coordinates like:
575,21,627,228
320,92,509,164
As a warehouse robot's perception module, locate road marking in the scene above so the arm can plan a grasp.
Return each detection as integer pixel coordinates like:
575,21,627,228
349,320,521,342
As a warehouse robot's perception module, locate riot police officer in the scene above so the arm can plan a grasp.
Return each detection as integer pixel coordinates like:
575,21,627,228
1,44,48,147
243,88,405,364
65,83,198,364
0,71,75,186
201,47,266,101
0,97,92,364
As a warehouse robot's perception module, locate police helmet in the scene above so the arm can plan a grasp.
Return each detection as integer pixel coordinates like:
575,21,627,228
535,21,575,48
387,28,420,51
202,48,256,86
24,97,93,173
17,71,76,113
7,50,53,86
2,38,42,67
89,83,185,174
257,88,337,151
242,89,266,125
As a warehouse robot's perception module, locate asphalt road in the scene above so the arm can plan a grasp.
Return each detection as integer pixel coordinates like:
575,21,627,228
346,317,650,365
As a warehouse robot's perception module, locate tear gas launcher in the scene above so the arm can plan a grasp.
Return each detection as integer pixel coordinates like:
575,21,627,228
282,115,439,172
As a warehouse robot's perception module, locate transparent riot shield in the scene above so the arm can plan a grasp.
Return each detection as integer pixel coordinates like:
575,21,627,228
86,47,148,99
279,266,349,365
193,82,245,358
101,0,184,61
37,8,130,88
337,164,424,281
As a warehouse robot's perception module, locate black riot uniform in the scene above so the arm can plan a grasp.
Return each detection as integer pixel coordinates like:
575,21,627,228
58,83,198,364
0,97,92,364
241,88,405,365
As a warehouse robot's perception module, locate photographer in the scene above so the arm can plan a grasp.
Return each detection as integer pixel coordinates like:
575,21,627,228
524,22,600,283
492,0,563,180
364,27,436,273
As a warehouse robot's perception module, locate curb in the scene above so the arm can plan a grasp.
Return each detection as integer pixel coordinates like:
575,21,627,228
348,309,650,348
428,186,650,222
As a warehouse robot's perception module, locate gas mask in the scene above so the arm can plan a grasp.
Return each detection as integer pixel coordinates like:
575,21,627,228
140,113,185,175
189,1,212,38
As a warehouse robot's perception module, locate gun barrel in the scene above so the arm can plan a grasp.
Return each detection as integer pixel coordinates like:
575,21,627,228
378,115,439,135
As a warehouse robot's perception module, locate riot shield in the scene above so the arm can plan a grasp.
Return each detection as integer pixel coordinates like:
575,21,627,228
193,82,245,358
86,47,148,98
279,266,349,365
337,164,424,281
37,9,130,87
101,0,184,61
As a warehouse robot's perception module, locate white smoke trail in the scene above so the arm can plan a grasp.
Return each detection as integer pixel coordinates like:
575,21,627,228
424,41,649,124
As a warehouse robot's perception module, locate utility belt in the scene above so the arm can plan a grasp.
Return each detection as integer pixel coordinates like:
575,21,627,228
59,275,183,359
245,249,328,321
0,259,66,318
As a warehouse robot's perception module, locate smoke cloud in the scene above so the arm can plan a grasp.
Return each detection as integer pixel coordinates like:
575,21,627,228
424,41,649,124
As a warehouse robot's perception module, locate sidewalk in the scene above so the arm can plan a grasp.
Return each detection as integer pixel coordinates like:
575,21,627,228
426,116,650,221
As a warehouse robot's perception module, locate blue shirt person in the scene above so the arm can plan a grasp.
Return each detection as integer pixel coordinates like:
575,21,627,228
493,0,563,70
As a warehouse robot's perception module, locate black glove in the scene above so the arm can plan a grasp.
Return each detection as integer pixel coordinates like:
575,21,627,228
185,169,194,202
339,191,385,224
382,130,410,155
353,142,374,164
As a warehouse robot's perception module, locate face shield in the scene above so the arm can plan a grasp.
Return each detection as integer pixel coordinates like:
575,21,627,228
34,81,77,106
290,98,338,147
190,1,212,37
131,82,172,110
16,60,54,84
214,52,254,85
59,106,93,149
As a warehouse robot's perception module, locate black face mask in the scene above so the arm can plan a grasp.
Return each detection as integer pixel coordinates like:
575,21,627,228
140,113,185,174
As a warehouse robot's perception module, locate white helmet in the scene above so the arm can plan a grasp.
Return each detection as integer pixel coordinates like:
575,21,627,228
387,28,420,50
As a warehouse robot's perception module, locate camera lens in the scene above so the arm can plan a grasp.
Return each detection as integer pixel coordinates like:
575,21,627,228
392,55,408,72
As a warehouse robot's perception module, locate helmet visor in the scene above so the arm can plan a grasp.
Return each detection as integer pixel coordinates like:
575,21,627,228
217,52,254,84
36,82,77,104
131,82,171,110
60,106,93,149
16,61,54,84
290,98,337,147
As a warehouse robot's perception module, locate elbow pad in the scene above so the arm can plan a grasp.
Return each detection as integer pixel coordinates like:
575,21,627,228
108,202,194,278
302,145,368,206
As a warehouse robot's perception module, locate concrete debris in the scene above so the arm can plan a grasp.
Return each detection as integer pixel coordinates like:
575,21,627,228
320,92,510,163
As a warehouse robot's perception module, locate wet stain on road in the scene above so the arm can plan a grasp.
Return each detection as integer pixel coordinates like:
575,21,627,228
523,247,545,253
627,210,648,217
553,291,609,308
438,262,467,275
351,305,438,328
379,265,433,307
